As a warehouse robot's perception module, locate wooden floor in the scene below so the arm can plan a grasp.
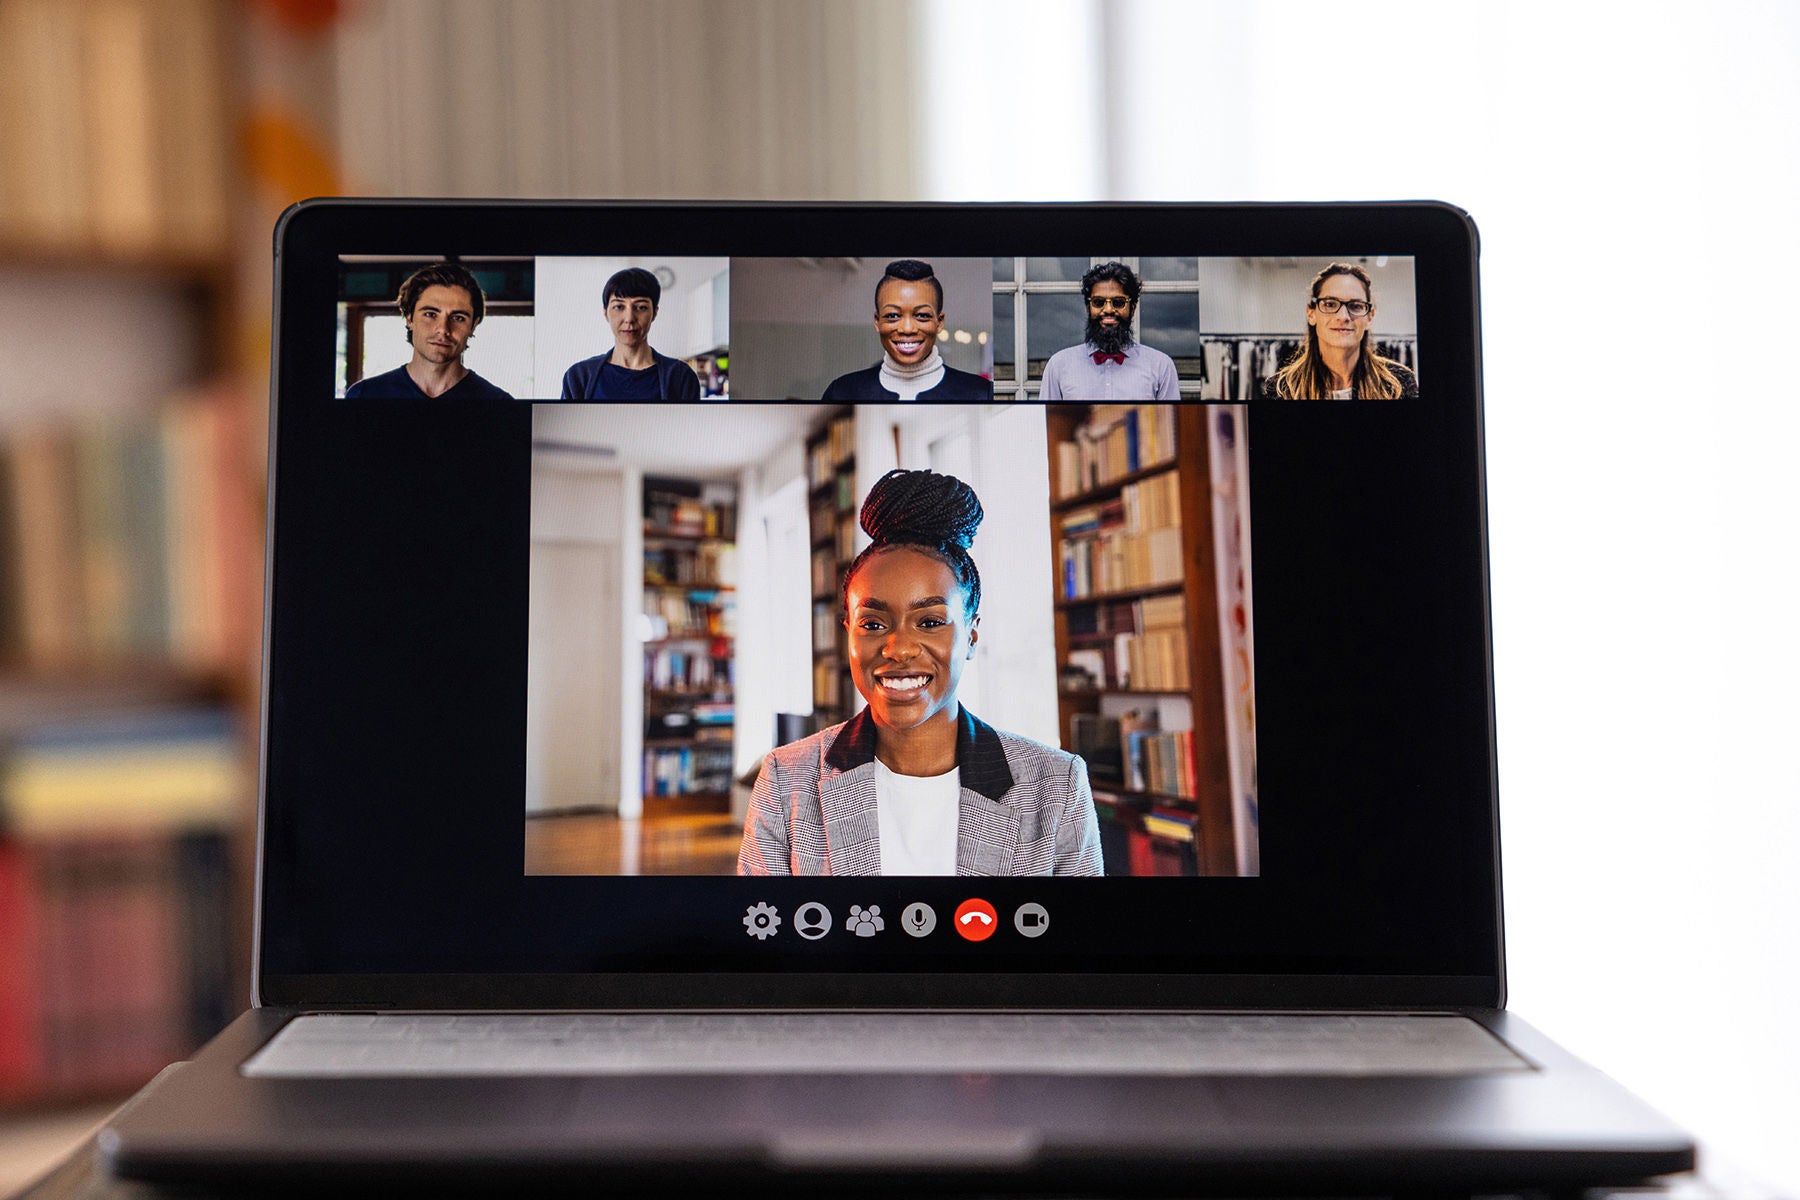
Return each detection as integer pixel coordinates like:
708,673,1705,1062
525,810,743,875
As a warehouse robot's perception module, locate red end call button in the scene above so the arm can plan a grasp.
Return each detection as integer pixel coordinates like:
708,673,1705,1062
953,898,998,942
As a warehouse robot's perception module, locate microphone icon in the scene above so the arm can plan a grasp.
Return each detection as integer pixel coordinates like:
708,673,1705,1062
901,902,937,938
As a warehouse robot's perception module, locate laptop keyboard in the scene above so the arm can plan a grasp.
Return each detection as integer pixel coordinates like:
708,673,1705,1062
242,1012,1531,1078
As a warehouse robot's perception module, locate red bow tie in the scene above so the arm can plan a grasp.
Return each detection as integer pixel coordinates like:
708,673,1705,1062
1091,351,1126,365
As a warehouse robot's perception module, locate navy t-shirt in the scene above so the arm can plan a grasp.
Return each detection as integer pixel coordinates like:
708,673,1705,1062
599,361,662,400
560,351,702,400
344,365,513,401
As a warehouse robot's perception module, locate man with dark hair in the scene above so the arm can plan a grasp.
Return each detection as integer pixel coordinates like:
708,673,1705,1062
346,261,512,399
1039,261,1179,401
561,267,702,400
821,259,992,402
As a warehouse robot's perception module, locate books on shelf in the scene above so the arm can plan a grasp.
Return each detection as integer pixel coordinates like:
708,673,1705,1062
1070,713,1124,785
809,495,835,543
0,707,241,836
806,412,856,488
0,0,230,257
812,602,840,649
811,548,837,598
643,742,734,798
0,702,243,1099
806,410,858,717
0,829,236,1099
0,389,255,675
813,658,843,711
643,589,735,639
643,541,736,587
643,482,735,540
1064,593,1188,690
1053,404,1178,498
1089,795,1201,878
645,643,731,692
1072,708,1198,801
1057,471,1183,599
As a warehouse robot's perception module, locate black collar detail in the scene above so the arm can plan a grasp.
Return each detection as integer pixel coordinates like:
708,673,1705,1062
823,706,1015,802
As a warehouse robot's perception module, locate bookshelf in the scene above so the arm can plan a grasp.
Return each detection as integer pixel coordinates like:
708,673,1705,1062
0,0,256,1105
805,407,858,726
1047,404,1237,876
641,480,737,812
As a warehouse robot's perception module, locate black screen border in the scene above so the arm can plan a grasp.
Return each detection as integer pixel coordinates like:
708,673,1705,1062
259,200,1499,1010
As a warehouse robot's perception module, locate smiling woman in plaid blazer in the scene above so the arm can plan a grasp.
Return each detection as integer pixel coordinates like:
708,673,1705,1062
738,469,1104,877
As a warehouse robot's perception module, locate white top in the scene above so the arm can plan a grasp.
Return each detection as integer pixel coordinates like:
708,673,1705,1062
879,350,947,401
875,759,960,875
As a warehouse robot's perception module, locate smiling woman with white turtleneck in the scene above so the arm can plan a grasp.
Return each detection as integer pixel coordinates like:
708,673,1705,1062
820,260,994,403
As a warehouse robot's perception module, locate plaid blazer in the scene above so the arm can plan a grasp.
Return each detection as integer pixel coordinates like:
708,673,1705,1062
738,707,1103,876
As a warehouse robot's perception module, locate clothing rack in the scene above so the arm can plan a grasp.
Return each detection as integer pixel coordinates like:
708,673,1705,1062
1196,332,1418,341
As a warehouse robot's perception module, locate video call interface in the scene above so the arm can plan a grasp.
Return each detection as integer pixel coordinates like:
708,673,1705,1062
334,253,1421,883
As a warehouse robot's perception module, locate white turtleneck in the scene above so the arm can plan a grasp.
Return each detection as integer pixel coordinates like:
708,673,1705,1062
879,349,946,401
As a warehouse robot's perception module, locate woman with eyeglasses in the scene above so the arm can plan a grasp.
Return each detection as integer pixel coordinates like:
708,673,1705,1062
739,468,1102,876
821,260,993,402
1263,263,1418,399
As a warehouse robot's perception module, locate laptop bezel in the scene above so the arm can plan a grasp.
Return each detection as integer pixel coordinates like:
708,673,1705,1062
256,199,1501,1011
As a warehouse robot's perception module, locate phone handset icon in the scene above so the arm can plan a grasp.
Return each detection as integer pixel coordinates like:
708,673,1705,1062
953,898,998,942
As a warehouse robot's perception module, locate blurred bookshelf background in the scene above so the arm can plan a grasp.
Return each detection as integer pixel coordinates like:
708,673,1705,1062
0,0,258,1187
0,0,909,1186
0,0,1795,1194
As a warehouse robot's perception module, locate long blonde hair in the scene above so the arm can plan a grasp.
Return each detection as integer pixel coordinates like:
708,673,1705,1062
1270,263,1407,399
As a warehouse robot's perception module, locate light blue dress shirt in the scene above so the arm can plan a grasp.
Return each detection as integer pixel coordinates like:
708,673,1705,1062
1039,342,1181,401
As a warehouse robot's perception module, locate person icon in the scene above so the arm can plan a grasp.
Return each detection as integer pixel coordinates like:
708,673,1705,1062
794,902,832,940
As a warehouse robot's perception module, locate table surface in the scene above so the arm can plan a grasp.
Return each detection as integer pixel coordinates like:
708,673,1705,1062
9,1133,1774,1200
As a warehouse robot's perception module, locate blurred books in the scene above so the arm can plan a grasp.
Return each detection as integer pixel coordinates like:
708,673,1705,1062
0,0,230,259
0,705,242,1100
0,390,255,677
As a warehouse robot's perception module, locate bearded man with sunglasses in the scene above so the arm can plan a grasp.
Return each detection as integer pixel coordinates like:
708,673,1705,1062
1038,261,1180,401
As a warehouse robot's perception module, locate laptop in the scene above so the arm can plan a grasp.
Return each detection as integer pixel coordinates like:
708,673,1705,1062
98,201,1695,1193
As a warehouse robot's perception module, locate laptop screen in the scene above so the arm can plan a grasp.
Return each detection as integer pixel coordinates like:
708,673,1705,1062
262,203,1494,1007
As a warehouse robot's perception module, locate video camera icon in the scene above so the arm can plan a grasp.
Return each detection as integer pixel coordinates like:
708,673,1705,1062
1013,902,1049,938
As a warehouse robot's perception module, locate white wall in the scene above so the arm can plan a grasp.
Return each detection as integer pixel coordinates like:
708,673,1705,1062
922,2,1800,1189
527,461,636,816
733,443,812,779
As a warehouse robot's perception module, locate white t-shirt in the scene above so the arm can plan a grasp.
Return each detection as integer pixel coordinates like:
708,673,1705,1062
875,759,960,875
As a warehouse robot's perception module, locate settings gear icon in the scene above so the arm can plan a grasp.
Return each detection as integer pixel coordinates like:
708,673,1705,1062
847,904,884,937
743,902,781,940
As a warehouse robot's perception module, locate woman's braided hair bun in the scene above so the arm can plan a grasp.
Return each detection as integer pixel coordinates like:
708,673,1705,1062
860,468,983,550
847,469,984,617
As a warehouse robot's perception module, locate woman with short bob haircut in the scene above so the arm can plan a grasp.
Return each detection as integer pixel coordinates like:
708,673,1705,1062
1264,262,1418,399
738,469,1101,876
